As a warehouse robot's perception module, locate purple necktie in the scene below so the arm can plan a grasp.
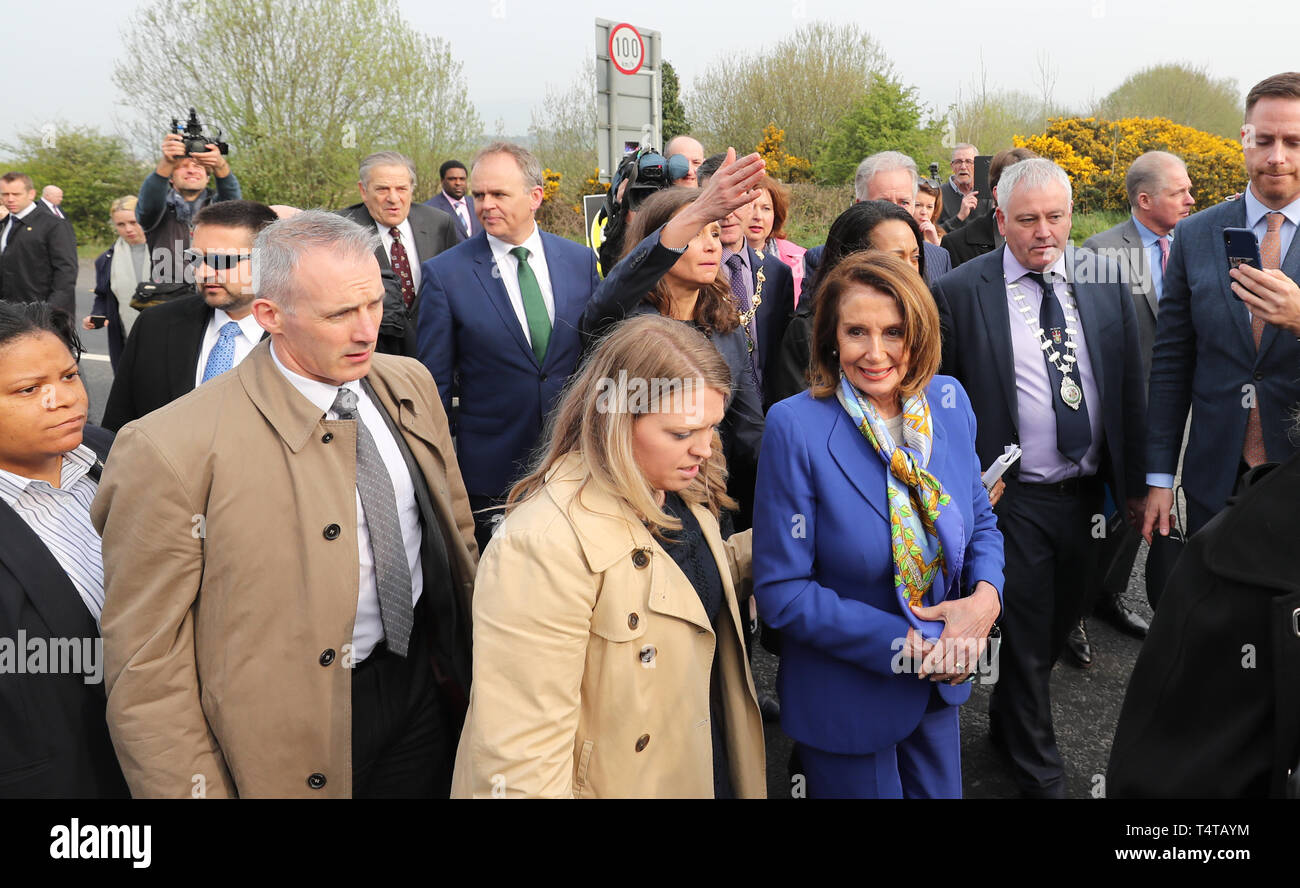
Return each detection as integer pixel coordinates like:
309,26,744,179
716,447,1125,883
1157,236,1169,273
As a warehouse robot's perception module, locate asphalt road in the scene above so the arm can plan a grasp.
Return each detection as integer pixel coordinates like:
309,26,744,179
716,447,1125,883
75,251,1148,800
754,559,1151,800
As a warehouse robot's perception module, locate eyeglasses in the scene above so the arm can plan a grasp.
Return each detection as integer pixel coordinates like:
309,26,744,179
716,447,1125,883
950,159,975,167
184,249,253,271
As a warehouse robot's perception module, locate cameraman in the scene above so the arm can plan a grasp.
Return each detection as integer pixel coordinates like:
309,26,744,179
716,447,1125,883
137,131,241,282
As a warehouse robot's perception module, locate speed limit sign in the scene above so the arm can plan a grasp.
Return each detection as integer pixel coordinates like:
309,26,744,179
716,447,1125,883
608,22,645,75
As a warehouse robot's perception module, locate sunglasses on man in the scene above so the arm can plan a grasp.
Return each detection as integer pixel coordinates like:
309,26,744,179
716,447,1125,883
184,248,253,271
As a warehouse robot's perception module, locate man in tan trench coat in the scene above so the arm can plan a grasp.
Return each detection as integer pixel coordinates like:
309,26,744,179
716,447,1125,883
92,211,478,798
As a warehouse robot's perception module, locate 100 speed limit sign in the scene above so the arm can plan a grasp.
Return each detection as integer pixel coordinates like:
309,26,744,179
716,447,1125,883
608,23,645,75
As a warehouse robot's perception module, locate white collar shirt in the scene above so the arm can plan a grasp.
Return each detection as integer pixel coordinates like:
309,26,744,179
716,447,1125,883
268,342,423,662
486,224,555,347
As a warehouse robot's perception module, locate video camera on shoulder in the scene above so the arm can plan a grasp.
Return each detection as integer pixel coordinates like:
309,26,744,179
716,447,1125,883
596,147,690,273
171,108,229,156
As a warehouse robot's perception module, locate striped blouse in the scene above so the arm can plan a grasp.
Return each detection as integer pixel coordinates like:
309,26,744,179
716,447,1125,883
0,445,105,623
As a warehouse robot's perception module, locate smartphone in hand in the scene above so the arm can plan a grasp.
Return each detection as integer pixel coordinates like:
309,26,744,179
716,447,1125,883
1224,227,1261,301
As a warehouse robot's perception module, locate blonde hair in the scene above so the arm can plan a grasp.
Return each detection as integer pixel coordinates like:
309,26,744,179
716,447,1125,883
109,195,138,217
508,315,737,535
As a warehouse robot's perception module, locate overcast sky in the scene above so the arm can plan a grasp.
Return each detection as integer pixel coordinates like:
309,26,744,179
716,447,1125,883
3,0,1294,153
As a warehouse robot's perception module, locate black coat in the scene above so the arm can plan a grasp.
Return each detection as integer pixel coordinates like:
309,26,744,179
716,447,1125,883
101,293,211,432
0,203,78,317
337,203,463,357
0,425,129,798
940,208,1001,269
932,245,1146,504
1108,455,1300,798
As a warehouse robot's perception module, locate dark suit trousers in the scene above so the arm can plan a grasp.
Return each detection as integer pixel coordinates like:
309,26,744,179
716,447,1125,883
988,475,1103,798
351,598,452,798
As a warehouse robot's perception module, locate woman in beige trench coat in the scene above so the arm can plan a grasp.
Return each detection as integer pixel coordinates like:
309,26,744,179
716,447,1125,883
452,315,766,798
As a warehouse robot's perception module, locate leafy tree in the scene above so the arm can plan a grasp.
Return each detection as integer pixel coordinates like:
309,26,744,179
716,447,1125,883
661,60,690,145
687,22,892,159
1094,63,1243,140
528,59,597,187
0,123,147,246
813,74,945,185
113,0,481,209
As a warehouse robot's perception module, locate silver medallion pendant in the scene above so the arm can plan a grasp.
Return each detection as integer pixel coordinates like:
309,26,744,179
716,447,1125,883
1060,376,1083,410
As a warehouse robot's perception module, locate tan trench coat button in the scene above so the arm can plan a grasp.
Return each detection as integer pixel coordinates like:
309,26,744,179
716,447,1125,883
632,549,649,568
639,644,656,663
627,612,639,630
323,523,341,540
321,432,334,443
307,772,327,789
635,734,650,752
319,649,336,666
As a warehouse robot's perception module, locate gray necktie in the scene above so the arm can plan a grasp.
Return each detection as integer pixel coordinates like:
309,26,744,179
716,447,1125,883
332,386,414,657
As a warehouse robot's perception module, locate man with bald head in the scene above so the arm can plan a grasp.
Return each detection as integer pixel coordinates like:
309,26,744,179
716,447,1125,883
40,185,67,220
665,135,706,187
95,210,477,798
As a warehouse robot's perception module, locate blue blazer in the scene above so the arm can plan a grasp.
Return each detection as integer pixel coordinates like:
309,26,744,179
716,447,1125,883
416,230,600,499
1147,197,1300,530
424,191,481,238
753,378,1004,755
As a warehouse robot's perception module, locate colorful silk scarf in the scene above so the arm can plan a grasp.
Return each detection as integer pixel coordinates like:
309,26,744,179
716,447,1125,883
836,373,951,623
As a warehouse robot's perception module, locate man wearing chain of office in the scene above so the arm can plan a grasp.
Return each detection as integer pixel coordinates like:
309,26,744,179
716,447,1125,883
932,158,1147,798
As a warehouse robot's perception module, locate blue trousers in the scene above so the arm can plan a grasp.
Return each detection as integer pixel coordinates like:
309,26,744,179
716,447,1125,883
797,692,962,799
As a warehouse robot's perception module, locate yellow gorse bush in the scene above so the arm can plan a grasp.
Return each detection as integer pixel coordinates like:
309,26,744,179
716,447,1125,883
1014,116,1247,213
757,123,813,183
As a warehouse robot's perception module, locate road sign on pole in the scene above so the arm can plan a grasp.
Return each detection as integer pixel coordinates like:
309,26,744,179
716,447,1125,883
608,22,644,75
595,18,662,184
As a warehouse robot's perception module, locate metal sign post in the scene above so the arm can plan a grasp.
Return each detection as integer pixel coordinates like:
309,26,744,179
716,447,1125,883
595,18,662,185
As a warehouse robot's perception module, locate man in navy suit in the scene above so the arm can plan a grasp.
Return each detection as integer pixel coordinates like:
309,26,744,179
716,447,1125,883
417,142,600,551
715,188,795,409
933,158,1146,797
1144,72,1300,542
424,160,480,239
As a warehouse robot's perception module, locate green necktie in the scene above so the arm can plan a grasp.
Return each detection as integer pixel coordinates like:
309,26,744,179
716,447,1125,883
510,246,551,362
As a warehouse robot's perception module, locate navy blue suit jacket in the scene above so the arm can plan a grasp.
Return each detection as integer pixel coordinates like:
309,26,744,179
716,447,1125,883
425,191,481,238
754,380,1004,755
746,244,795,393
1147,197,1300,531
416,230,599,499
932,245,1146,504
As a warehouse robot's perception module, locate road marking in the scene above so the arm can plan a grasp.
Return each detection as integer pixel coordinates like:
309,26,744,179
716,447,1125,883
80,354,111,363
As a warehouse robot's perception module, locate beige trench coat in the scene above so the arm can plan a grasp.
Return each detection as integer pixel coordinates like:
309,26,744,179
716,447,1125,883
451,456,766,798
92,342,478,798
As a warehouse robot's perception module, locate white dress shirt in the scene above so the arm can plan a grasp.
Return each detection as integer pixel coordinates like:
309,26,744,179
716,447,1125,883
194,309,265,388
1,202,36,251
269,342,423,662
486,224,555,347
377,217,421,294
0,446,105,623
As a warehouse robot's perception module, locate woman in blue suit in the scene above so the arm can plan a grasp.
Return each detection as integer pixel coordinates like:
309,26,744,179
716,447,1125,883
754,251,1004,798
